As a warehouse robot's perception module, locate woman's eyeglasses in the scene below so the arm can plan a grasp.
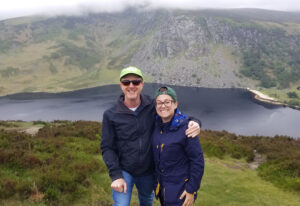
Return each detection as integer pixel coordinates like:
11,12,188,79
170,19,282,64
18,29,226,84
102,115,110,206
121,79,142,86
155,100,174,108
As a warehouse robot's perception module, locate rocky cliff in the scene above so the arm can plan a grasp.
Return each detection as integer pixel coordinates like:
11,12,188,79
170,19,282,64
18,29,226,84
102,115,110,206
0,8,300,95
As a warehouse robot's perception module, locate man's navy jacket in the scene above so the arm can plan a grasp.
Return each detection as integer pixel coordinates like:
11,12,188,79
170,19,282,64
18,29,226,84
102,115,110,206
101,94,156,181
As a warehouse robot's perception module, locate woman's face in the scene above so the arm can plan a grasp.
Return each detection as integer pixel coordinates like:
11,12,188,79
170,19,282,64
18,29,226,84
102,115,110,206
155,94,178,123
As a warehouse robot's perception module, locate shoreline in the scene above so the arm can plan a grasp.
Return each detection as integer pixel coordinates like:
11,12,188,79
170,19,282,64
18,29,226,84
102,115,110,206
1,85,299,110
246,88,300,110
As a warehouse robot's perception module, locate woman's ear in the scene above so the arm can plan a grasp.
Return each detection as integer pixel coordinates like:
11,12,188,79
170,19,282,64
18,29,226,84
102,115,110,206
174,101,178,109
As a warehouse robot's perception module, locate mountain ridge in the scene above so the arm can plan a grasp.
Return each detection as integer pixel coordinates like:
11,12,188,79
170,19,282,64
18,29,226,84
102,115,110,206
0,8,300,100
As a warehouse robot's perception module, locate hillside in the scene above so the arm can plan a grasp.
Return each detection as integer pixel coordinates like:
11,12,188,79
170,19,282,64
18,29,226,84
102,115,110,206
0,8,300,100
0,121,299,205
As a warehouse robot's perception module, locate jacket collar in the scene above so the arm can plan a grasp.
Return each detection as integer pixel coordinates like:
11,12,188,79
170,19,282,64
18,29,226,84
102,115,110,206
156,108,188,131
116,93,153,114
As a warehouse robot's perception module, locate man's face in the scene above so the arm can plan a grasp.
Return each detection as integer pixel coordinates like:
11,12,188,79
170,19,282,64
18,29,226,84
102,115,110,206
120,74,144,101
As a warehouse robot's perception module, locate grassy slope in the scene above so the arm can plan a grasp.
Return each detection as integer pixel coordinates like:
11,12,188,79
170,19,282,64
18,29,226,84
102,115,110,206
254,19,300,105
259,86,300,107
198,157,300,206
0,121,299,206
0,15,148,95
2,157,299,206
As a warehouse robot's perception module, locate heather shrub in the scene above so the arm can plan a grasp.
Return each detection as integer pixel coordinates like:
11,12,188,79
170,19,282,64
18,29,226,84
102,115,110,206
36,120,101,139
200,129,300,191
0,121,103,204
201,141,225,159
44,186,61,201
1,120,300,205
0,179,16,198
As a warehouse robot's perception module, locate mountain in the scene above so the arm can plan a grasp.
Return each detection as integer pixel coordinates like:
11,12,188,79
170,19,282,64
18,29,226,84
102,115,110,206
1,8,300,96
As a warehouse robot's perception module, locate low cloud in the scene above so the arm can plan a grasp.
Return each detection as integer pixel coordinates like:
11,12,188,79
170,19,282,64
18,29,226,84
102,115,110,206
1,0,299,20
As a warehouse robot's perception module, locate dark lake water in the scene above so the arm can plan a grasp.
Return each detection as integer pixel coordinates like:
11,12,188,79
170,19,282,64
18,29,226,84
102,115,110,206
0,83,299,138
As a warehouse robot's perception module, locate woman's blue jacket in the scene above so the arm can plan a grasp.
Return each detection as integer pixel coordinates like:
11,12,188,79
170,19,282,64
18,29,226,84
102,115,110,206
152,110,205,205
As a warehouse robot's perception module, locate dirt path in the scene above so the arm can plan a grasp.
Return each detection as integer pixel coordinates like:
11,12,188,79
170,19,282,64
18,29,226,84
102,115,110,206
249,151,266,170
22,126,43,136
206,151,267,171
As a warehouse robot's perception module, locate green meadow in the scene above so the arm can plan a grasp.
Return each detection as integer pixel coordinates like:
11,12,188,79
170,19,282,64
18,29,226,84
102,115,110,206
0,121,299,206
197,158,300,206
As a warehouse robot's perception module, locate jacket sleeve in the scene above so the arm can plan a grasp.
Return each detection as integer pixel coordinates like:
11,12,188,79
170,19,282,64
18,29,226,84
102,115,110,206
188,116,202,128
100,110,123,181
184,135,205,194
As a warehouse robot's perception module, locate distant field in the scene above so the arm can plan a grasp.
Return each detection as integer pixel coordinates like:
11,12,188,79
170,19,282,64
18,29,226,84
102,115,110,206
261,87,300,107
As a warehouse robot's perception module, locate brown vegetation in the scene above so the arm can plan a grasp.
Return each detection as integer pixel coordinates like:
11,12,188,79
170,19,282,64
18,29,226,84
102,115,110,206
0,121,299,205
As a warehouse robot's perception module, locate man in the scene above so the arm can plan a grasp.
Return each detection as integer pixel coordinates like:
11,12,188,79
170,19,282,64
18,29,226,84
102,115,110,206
101,66,201,206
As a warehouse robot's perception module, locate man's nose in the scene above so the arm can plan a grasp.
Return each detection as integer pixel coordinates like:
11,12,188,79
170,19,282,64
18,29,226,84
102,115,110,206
128,82,135,87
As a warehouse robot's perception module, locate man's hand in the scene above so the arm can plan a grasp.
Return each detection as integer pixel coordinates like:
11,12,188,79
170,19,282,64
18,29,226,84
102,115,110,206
186,121,200,138
111,178,127,193
180,190,194,206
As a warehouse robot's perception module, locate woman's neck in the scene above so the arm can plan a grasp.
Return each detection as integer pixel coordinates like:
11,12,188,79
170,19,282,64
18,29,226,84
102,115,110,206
161,115,173,123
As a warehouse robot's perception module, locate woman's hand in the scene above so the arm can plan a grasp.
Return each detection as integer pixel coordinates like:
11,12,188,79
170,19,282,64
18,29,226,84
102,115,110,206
180,190,194,206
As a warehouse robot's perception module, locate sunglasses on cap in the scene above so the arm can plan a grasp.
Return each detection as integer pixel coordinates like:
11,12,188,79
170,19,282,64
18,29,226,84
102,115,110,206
121,79,143,86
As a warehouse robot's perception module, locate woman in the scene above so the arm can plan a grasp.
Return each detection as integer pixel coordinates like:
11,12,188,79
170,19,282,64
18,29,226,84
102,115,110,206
152,86,205,206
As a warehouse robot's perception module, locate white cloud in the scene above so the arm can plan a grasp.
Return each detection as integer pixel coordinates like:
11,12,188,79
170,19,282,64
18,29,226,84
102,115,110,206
0,0,299,20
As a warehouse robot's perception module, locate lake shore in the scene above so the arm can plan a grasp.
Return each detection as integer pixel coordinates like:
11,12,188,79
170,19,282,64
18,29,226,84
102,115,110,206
247,88,300,110
247,88,283,104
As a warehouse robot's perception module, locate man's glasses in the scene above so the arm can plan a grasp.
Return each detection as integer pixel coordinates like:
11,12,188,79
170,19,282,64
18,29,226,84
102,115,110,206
121,79,143,86
155,100,174,108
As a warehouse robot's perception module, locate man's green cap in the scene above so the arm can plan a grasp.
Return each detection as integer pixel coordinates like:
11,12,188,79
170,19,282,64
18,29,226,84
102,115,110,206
154,86,177,102
120,66,143,80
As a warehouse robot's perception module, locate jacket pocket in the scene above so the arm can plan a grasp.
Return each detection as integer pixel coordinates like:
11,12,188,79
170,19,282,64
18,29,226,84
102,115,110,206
163,145,181,161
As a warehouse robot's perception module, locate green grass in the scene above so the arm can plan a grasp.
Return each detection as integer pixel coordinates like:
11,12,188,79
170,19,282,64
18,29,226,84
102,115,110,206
260,87,300,107
2,156,299,206
197,157,300,206
0,121,37,131
0,121,299,205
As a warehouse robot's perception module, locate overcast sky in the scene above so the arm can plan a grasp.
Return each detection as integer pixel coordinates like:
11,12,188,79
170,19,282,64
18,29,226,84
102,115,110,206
1,0,300,20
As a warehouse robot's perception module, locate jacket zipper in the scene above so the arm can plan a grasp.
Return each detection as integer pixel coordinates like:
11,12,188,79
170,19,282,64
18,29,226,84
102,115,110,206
136,116,142,165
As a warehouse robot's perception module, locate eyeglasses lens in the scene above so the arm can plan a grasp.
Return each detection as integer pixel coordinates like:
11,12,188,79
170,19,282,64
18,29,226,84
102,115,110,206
156,100,173,107
121,80,142,86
